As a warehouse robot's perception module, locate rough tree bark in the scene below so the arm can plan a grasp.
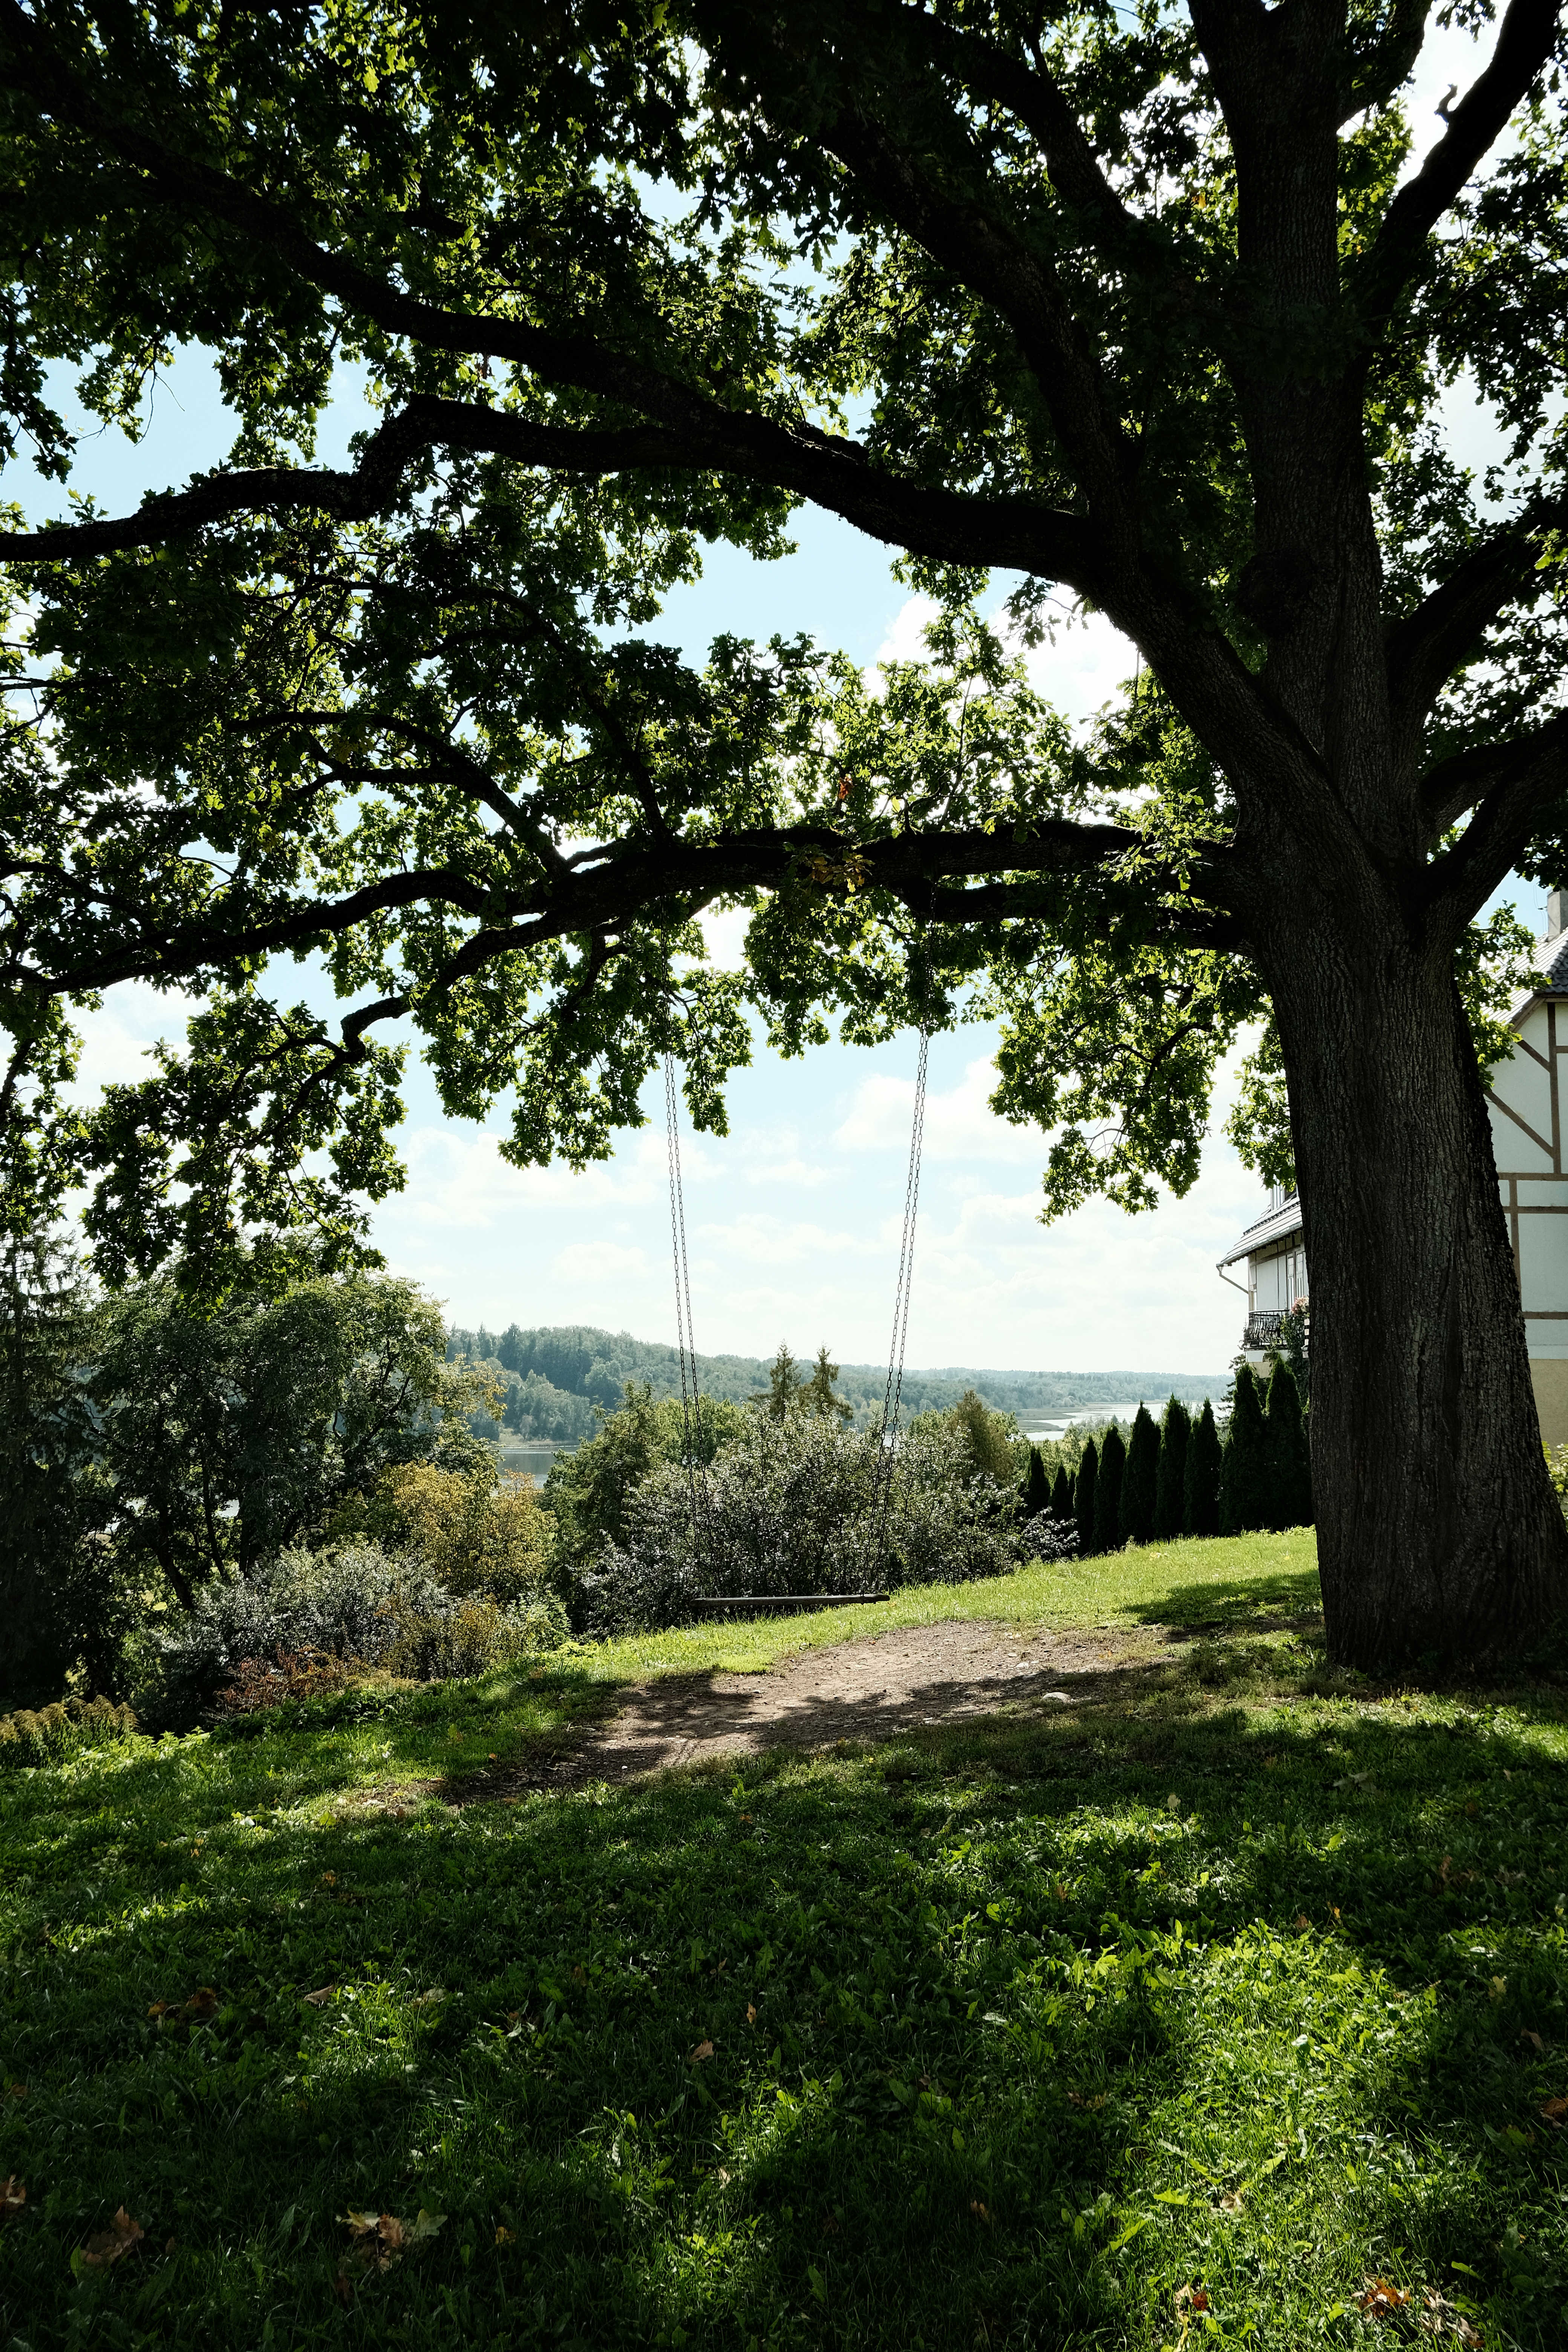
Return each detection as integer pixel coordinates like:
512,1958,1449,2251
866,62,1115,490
1266,899,1568,1664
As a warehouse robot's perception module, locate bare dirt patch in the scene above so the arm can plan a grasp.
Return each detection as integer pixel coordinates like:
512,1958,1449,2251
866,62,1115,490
481,1618,1161,1796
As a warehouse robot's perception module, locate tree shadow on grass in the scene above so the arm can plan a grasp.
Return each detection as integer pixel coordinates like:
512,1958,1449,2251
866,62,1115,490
1115,1565,1324,1631
2,1661,1566,2349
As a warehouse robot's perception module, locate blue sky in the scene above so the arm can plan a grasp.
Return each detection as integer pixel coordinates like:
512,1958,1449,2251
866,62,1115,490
6,13,1535,1376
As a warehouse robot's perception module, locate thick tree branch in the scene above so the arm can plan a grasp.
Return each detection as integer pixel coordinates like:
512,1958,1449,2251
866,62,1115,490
22,814,1231,1004
1386,487,1568,756
1418,706,1568,833
898,6,1211,320
0,15,1100,589
1354,0,1562,332
0,389,1096,592
1338,0,1433,122
1421,712,1568,936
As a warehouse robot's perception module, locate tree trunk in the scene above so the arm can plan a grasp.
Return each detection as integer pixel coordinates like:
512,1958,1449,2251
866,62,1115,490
1267,910,1568,1671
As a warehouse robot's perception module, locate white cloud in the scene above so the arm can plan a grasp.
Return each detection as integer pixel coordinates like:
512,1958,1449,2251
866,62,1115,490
552,1240,648,1285
835,1055,1042,1162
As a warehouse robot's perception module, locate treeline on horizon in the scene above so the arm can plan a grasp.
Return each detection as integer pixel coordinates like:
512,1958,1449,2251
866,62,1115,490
445,1323,1228,1445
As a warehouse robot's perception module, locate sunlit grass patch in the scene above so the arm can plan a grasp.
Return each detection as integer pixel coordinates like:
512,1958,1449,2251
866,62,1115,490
5,1531,1567,2349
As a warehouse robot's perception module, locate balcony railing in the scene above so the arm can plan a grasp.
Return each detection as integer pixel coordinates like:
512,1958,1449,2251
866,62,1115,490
1243,1309,1285,1349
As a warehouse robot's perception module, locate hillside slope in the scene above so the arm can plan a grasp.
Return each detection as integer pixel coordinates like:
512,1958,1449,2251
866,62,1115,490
446,1323,1229,1441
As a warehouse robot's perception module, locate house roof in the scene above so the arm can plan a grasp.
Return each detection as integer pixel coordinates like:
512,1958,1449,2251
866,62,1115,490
1217,1192,1303,1270
1508,928,1568,1023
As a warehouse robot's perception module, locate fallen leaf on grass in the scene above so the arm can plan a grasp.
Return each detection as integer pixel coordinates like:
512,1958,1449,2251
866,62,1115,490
1294,1914,1311,1932
1521,2029,1544,2052
1,2177,24,2218
184,1988,218,2019
969,2200,992,2225
1540,2095,1568,2126
495,2226,514,2245
338,2208,445,2275
1218,2189,1244,2213
1067,2091,1107,2110
1174,2286,1209,2312
4,2083,24,2099
746,2004,757,2025
689,2040,714,2063
302,1985,337,2006
1356,2279,1408,2319
74,2208,144,2270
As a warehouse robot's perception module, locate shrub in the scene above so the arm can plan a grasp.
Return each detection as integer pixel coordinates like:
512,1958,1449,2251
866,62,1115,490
210,1649,364,1716
579,1414,1069,1634
0,1693,139,1768
1219,1366,1273,1535
1119,1405,1159,1545
1075,1438,1099,1557
1184,1399,1223,1536
1092,1427,1125,1554
1022,1444,1050,1522
545,1383,750,1590
1265,1363,1314,1528
384,1591,567,1680
372,1462,554,1605
1154,1397,1191,1539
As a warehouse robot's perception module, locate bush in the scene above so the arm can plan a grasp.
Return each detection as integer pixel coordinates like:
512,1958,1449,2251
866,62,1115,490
0,1693,139,1768
141,1538,565,1724
1185,1399,1223,1536
1075,1438,1099,1556
1092,1427,1126,1553
545,1384,751,1593
579,1414,1070,1634
1119,1405,1159,1545
1154,1397,1190,1539
369,1462,555,1606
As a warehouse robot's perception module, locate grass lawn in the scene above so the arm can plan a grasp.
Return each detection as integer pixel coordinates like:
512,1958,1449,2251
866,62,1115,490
4,1529,1568,2348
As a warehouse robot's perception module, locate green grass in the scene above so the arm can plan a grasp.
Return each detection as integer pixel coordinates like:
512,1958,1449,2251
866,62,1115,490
4,1530,1568,2349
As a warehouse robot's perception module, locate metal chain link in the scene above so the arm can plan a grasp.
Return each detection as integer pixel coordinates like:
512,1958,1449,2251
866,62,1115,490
663,1051,704,1562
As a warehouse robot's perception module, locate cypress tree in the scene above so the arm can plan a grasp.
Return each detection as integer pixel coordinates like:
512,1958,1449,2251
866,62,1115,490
1154,1396,1191,1539
1093,1426,1126,1554
1120,1404,1159,1545
1265,1362,1314,1528
1050,1463,1073,1524
1075,1438,1099,1557
1023,1444,1050,1521
1219,1365,1272,1534
1184,1400,1222,1537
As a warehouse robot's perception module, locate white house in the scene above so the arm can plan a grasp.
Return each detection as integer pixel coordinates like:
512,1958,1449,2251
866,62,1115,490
1215,890,1568,1446
1481,888,1568,1447
1217,1182,1307,1368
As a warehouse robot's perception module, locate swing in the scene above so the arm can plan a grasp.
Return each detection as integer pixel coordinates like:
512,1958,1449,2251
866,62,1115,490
661,956,931,1616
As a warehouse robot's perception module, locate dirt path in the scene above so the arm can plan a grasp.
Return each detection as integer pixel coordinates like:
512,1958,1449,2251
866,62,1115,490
513,1618,1158,1792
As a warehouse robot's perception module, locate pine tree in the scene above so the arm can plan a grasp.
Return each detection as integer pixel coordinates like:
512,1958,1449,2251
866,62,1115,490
1219,1366,1272,1534
1154,1396,1191,1539
1050,1464,1073,1524
1265,1362,1314,1528
1075,1439,1099,1557
802,1345,853,1424
1184,1400,1222,1537
751,1342,806,1422
1093,1426,1126,1554
1119,1404,1159,1545
1023,1445,1050,1521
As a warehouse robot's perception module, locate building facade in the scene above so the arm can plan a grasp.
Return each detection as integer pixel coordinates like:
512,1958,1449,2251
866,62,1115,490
1215,891,1568,1443
1217,1182,1306,1368
1482,889,1568,1448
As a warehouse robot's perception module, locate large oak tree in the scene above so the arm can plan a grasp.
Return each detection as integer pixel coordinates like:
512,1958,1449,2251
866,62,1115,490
2,0,1566,1666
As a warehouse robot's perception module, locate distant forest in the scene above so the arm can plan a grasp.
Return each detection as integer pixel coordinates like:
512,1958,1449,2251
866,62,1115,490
445,1324,1228,1443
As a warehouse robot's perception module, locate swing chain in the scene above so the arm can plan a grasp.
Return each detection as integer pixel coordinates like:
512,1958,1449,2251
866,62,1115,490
869,937,932,1574
663,1050,704,1563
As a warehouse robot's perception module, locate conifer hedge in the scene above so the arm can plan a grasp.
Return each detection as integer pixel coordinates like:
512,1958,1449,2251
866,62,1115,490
1092,1427,1125,1555
1119,1405,1159,1546
1185,1401,1222,1537
1076,1439,1099,1558
1154,1397,1190,1539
